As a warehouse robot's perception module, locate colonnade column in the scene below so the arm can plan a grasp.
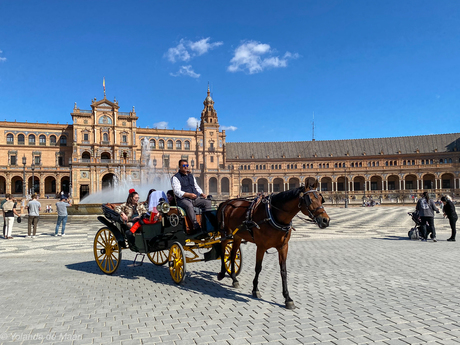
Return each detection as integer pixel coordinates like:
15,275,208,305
403,180,406,190
318,181,322,191
381,180,384,191
399,180,402,190
351,180,354,191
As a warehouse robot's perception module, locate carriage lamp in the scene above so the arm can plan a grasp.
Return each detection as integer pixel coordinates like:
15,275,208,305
157,200,170,214
153,158,157,168
22,156,26,197
191,159,195,168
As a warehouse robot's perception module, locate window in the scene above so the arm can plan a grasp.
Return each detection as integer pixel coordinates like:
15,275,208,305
388,181,395,190
18,134,25,145
167,140,173,150
159,140,165,149
29,134,36,145
210,156,214,163
34,156,40,165
50,135,56,145
184,141,190,150
163,155,170,168
83,133,89,141
122,135,127,143
10,155,17,166
102,133,108,142
60,135,67,146
7,134,14,145
58,156,63,166
176,140,182,149
39,135,46,145
150,139,155,149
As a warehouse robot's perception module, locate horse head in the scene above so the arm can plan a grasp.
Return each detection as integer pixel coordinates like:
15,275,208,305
299,180,330,229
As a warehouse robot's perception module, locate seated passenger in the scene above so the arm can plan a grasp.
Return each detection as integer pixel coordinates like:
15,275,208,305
115,189,148,229
147,189,167,222
171,159,212,233
167,190,176,206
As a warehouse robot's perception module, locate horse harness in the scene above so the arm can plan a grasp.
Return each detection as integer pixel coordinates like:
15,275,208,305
225,189,324,241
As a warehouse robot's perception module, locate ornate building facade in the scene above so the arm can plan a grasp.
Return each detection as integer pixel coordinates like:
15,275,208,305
1,88,459,204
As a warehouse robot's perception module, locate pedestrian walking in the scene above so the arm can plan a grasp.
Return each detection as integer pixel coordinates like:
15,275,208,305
55,196,71,236
441,196,457,242
2,194,19,239
26,193,41,238
416,191,440,242
1,195,7,238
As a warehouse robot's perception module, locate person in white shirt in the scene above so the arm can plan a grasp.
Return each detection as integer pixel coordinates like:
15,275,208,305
171,159,211,232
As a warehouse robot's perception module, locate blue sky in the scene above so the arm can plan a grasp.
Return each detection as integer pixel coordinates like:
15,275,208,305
0,0,459,142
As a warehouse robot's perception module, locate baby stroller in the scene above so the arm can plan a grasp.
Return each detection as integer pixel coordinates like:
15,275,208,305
408,211,432,240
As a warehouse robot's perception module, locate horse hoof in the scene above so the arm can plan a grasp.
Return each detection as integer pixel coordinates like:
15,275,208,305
285,301,295,309
217,272,225,281
252,291,261,299
232,281,240,288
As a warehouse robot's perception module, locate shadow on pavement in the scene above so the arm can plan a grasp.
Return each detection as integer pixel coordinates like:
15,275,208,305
372,235,411,241
66,259,262,305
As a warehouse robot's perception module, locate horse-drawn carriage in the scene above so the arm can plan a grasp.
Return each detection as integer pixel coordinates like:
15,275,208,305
94,182,330,309
94,200,242,284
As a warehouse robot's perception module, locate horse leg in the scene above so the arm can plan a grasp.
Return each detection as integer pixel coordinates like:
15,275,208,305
230,238,241,288
252,246,265,299
278,244,295,309
217,238,229,281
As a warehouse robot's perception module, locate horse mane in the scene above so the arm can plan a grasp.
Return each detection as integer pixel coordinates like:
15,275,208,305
271,186,305,207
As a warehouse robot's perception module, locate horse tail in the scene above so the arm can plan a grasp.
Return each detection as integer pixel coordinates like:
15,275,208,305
217,200,232,231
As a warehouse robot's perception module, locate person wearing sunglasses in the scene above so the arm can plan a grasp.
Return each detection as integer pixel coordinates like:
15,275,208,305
171,159,211,234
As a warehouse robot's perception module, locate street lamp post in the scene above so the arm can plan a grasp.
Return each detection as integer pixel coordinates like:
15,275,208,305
22,156,26,198
68,158,72,198
191,158,195,171
31,163,35,195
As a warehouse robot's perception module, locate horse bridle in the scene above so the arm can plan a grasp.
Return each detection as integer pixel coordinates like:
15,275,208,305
298,189,326,225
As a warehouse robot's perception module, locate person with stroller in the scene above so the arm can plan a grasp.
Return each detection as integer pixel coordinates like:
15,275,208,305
416,191,440,242
441,196,457,242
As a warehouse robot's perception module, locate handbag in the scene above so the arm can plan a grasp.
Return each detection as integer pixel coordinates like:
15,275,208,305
17,216,22,224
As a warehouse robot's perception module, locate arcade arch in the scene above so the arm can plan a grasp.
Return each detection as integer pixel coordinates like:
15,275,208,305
221,177,230,194
209,177,218,194
288,177,300,190
257,178,268,193
273,178,284,193
101,173,115,190
241,178,253,194
320,177,332,192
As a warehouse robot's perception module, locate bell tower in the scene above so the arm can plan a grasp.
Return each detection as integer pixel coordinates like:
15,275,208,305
200,86,219,130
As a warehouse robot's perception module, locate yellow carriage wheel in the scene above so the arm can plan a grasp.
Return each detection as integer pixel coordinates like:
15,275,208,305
224,242,243,276
168,242,186,284
94,227,122,275
147,250,169,266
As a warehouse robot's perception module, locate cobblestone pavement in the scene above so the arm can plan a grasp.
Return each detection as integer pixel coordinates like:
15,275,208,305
1,206,459,344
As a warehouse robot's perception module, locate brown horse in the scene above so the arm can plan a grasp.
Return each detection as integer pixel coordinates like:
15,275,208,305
217,181,330,309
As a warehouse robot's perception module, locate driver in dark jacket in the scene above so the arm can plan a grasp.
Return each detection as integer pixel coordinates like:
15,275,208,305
171,159,211,233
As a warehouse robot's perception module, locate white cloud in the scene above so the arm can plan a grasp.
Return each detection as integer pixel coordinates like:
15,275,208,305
165,38,223,63
189,38,223,56
170,65,200,78
220,125,237,131
187,117,200,128
228,41,299,74
153,121,168,129
0,50,6,62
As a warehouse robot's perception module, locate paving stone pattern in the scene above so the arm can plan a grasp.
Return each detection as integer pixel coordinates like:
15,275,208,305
1,207,459,344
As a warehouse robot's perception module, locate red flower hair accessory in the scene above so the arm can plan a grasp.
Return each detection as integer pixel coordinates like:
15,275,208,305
129,188,136,194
